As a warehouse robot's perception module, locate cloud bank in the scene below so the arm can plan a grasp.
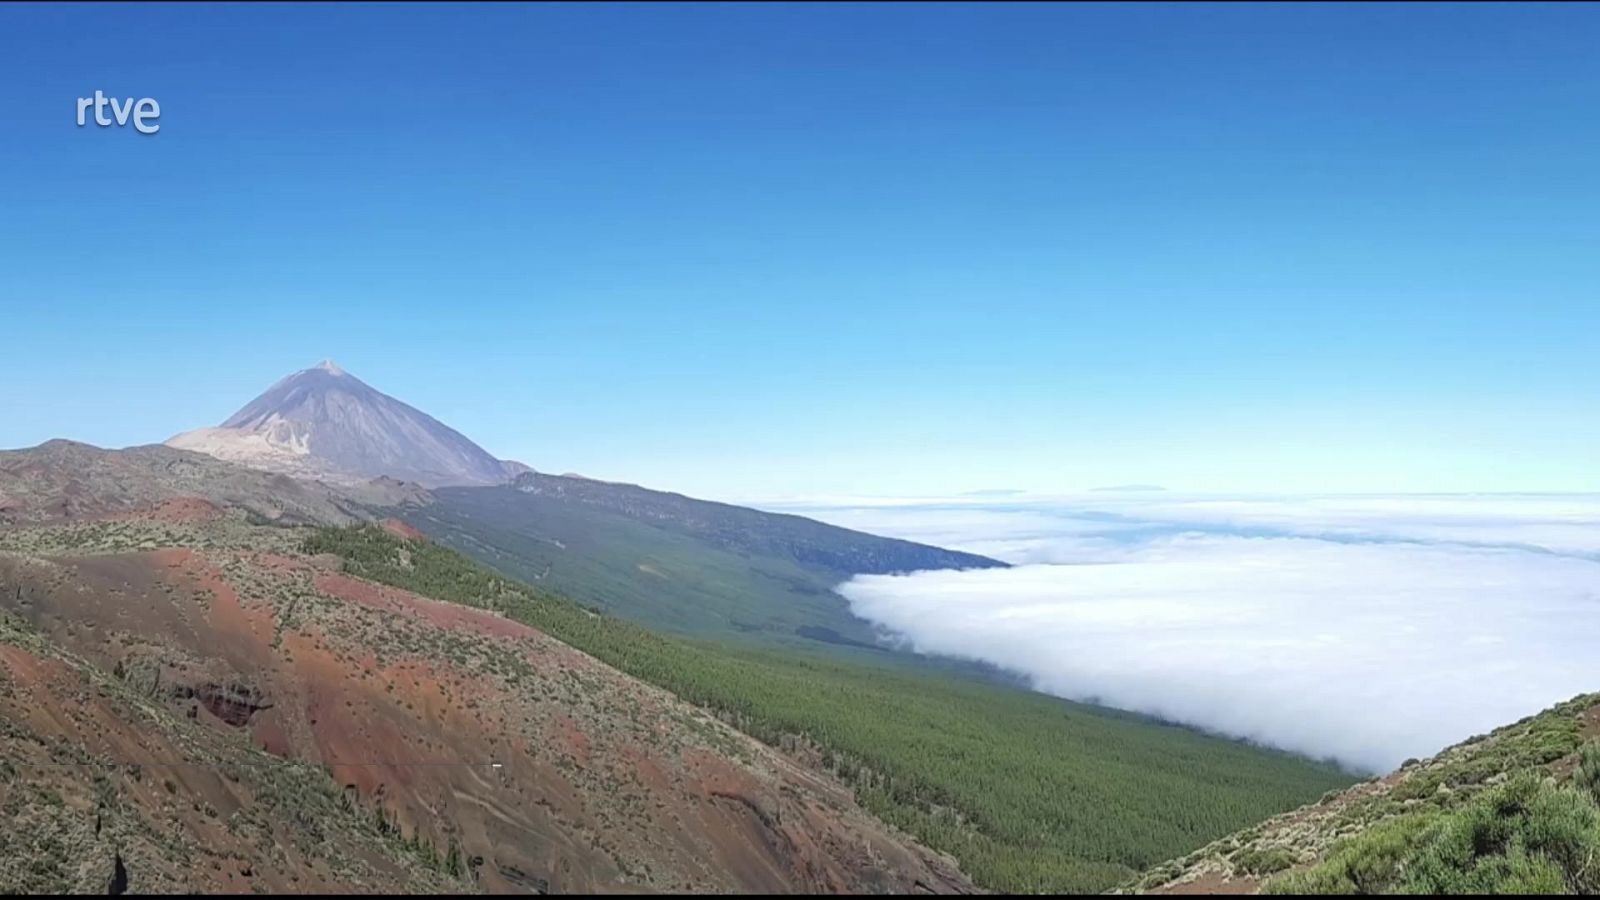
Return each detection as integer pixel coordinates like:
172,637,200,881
812,494,1600,772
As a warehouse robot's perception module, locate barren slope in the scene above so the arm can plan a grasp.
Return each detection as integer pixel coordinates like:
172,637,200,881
0,502,973,894
0,597,471,892
167,362,523,487
0,440,364,527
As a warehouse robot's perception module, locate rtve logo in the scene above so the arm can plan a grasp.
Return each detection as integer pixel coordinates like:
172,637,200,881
77,91,161,134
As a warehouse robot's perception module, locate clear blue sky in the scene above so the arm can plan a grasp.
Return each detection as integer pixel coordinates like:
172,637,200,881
3,3,1597,499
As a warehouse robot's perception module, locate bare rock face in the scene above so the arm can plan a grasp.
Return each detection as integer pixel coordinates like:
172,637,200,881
172,681,274,727
167,361,527,488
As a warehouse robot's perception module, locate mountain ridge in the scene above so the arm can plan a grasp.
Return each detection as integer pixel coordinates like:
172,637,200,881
509,469,1005,575
156,361,1007,650
0,439,367,526
401,474,1005,651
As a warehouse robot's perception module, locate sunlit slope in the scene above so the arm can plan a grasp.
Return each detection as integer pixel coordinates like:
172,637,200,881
0,505,973,895
1128,693,1600,894
310,524,1355,893
0,610,470,894
167,361,526,487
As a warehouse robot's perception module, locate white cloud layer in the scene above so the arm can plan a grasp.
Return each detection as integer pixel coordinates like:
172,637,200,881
811,494,1600,772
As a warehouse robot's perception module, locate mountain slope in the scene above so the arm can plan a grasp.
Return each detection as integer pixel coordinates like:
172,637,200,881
167,361,523,487
0,608,472,894
1127,692,1600,895
0,440,368,527
400,474,1004,649
0,443,1355,894
160,362,1004,650
313,522,1355,894
0,496,974,894
510,472,1002,574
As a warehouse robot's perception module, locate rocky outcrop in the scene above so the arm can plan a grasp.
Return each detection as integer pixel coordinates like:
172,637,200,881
173,681,273,727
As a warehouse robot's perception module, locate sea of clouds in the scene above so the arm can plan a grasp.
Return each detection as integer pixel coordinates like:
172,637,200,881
767,492,1600,773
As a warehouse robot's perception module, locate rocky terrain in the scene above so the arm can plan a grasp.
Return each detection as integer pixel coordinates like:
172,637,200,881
0,440,368,527
167,361,527,487
1126,692,1600,895
0,484,973,893
0,598,471,894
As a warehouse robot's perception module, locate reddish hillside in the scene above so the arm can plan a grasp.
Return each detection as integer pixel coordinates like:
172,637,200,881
0,508,972,894
0,608,468,893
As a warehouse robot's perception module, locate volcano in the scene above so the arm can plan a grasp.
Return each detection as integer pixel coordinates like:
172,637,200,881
166,360,526,487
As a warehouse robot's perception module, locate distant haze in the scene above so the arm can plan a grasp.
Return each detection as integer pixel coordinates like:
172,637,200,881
775,493,1600,772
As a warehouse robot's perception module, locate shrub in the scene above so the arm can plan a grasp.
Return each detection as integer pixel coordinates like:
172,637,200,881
1269,773,1600,894
1264,813,1436,894
1575,741,1600,806
1232,846,1296,876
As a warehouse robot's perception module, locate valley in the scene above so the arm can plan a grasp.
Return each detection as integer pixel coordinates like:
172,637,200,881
5,360,1590,895
0,428,1353,893
13,4,1596,893
307,522,1354,892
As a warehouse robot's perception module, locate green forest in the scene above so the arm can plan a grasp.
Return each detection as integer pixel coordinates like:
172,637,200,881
304,524,1353,893
408,480,996,650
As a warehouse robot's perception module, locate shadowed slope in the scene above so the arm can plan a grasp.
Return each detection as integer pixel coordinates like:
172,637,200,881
405,475,1003,648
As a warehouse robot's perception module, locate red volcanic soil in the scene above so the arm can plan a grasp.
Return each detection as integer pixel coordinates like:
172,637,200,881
0,542,973,895
0,632,446,894
380,518,426,541
314,572,540,643
77,496,225,525
144,496,224,523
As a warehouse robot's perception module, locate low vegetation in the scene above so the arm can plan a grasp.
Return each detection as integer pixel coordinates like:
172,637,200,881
1129,691,1600,895
304,525,1352,893
405,481,997,650
1266,763,1600,894
0,611,466,894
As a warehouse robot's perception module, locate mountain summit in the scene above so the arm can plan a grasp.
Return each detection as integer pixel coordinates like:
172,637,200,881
166,362,525,486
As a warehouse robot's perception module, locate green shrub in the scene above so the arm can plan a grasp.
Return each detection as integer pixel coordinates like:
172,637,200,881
1268,773,1600,894
1232,845,1296,875
1264,813,1436,894
1575,741,1600,806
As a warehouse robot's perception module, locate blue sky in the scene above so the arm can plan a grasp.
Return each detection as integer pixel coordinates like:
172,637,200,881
3,3,1597,498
